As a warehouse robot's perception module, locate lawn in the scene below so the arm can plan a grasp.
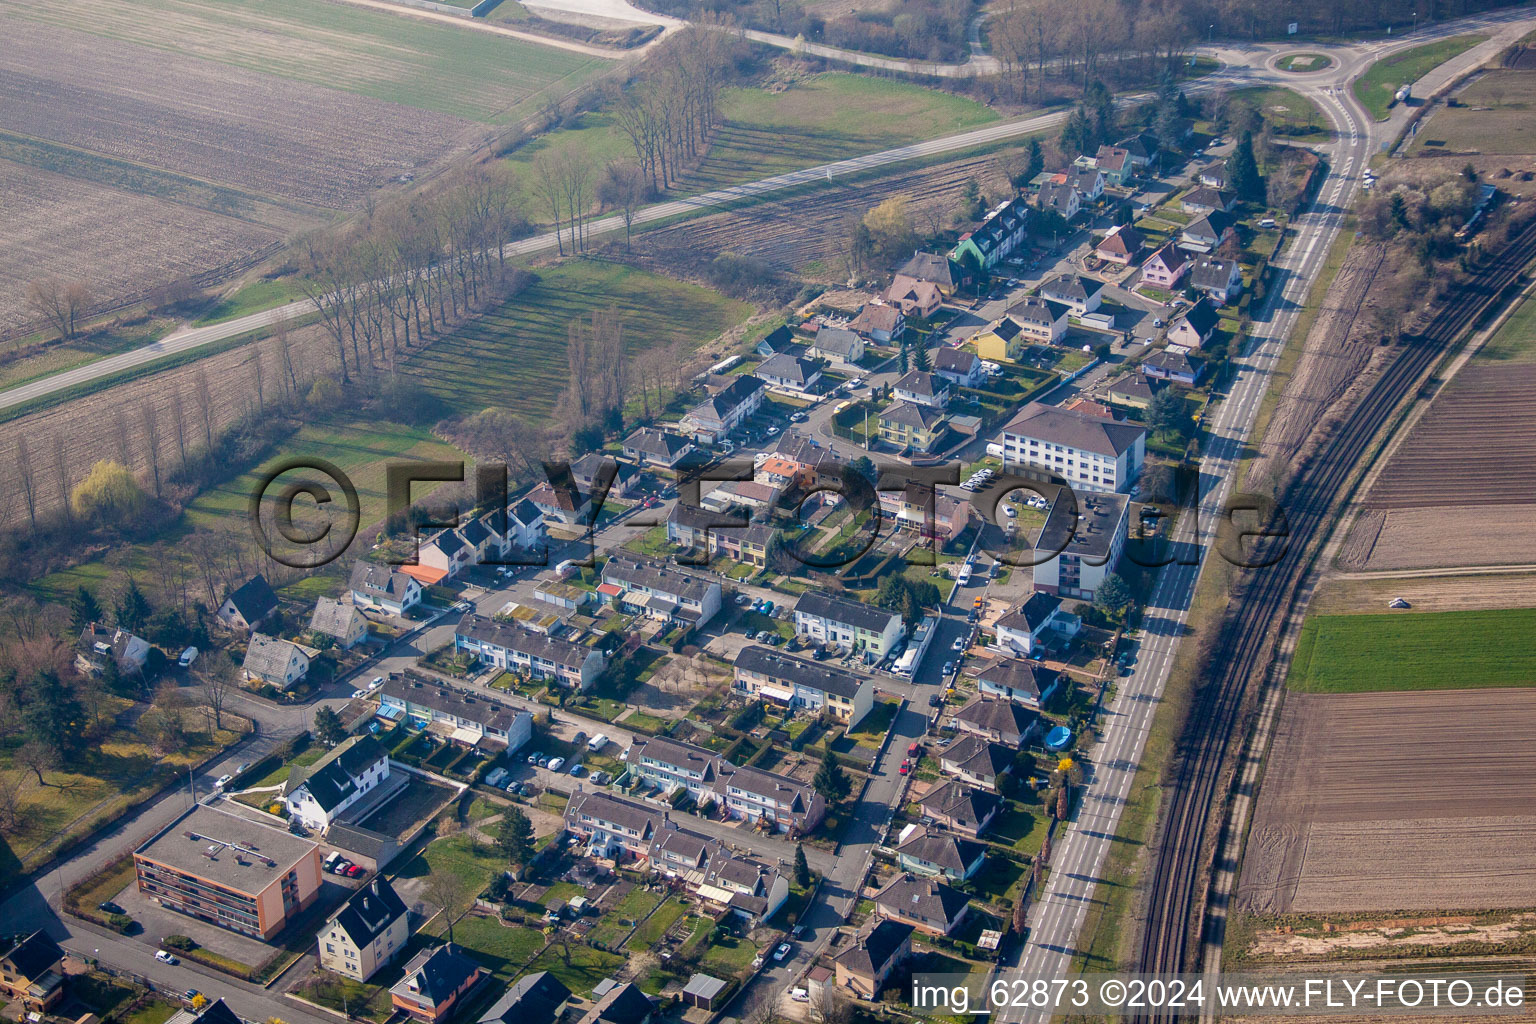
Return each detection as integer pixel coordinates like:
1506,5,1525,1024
1410,69,1536,155
1287,608,1536,693
699,932,759,977
194,276,308,326
451,913,548,977
1476,290,1536,363
21,0,608,123
396,834,504,901
588,886,666,947
1353,35,1486,119
119,1000,179,1024
847,699,899,745
526,944,626,997
1276,52,1332,72
404,260,751,420
1230,86,1328,136
628,894,688,948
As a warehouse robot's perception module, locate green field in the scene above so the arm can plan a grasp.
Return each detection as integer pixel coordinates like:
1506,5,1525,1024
1353,35,1486,120
1230,86,1328,136
18,0,607,123
503,72,999,202
404,260,751,418
1410,69,1536,155
1287,608,1536,693
1474,290,1536,363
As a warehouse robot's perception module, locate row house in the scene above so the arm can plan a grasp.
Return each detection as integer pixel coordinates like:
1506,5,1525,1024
624,736,826,834
454,613,606,691
792,591,906,660
878,483,972,543
950,198,1030,270
564,789,662,861
598,556,722,627
648,824,789,925
732,644,874,725
377,672,533,751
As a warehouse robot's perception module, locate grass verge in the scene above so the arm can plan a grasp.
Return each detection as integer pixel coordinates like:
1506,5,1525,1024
1353,35,1487,119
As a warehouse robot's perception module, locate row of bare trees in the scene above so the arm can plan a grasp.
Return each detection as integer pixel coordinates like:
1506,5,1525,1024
298,165,528,384
989,0,1195,101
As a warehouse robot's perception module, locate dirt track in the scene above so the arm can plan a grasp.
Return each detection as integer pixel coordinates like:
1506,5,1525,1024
1237,689,1536,915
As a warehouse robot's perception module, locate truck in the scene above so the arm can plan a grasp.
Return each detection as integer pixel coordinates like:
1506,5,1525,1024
1394,84,1412,106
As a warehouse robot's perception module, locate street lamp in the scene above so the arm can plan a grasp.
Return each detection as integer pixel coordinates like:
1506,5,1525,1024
1412,9,1418,32
1208,23,1214,44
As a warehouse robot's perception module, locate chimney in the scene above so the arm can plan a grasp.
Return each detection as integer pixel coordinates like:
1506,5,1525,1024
372,878,382,897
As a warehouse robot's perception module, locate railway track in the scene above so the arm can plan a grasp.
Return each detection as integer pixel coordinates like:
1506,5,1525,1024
1132,217,1536,1018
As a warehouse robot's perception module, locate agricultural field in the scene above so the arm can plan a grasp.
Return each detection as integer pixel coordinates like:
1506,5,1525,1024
1236,688,1536,915
1352,34,1486,120
1409,69,1536,156
1286,608,1536,693
403,260,752,418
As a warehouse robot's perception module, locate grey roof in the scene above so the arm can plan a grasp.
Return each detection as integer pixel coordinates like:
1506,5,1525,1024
813,326,864,359
988,316,1025,343
624,427,691,462
874,874,971,929
1199,157,1228,183
917,781,1002,833
896,827,986,872
508,499,544,528
958,198,1028,256
310,597,362,640
326,822,397,859
832,919,912,977
566,790,662,838
290,735,389,812
1036,490,1129,561
0,931,63,980
939,735,1014,778
479,971,571,1024
628,735,722,777
683,974,729,1002
976,658,1060,702
1189,257,1241,293
793,591,900,633
1117,132,1159,160
1038,181,1077,216
457,613,594,671
1003,402,1146,457
1184,209,1234,241
351,561,419,601
77,622,145,665
1011,296,1071,327
1145,243,1188,274
224,575,278,623
1039,274,1103,304
896,251,965,289
390,944,482,1008
379,672,527,734
584,981,653,1024
427,529,466,556
953,698,1040,740
1105,371,1163,402
718,762,816,812
894,370,947,398
170,999,243,1024
1068,166,1102,192
691,375,765,423
757,353,821,385
1183,186,1232,210
1144,348,1206,378
602,556,717,605
328,877,408,950
734,645,868,699
880,400,946,431
933,348,978,376
458,517,492,548
669,502,728,535
996,592,1064,633
136,804,318,892
243,633,305,679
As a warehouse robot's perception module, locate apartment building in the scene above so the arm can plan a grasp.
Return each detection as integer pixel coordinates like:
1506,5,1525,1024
285,735,392,833
599,556,722,628
1000,402,1146,494
1030,490,1130,600
318,877,410,981
135,805,322,940
378,673,533,752
454,614,606,691
792,592,905,659
877,401,948,454
733,645,874,725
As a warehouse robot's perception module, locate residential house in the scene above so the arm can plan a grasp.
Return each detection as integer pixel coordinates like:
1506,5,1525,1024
917,781,1002,837
1188,257,1243,303
878,483,972,543
1009,296,1070,344
568,453,642,501
793,591,905,659
378,672,533,751
713,523,775,568
700,479,781,515
599,556,722,627
576,982,654,1024
351,562,423,617
76,622,150,675
755,324,797,359
1139,244,1190,290
622,428,695,470
810,326,865,367
135,804,322,940
894,825,987,881
650,827,789,925
1198,158,1228,189
833,920,913,1000
759,432,844,490
937,735,1015,791
1000,401,1147,493
884,275,943,318
217,575,278,632
478,972,571,1024
400,528,472,586
285,735,392,833
877,401,947,454
1039,274,1103,316
893,251,967,296
1064,397,1117,419
892,370,950,409
389,945,486,1024
683,375,766,444
756,353,823,394
950,197,1029,270
1142,347,1208,386
971,314,1028,362
873,875,971,937
1167,298,1220,348
1095,224,1144,265
849,302,905,344
504,499,547,553
715,762,825,834
1068,165,1104,202
525,481,593,528
242,633,311,689
933,347,985,389
1181,210,1236,253
733,645,874,725
1104,370,1164,409
1036,181,1081,221
624,736,725,804
1030,490,1130,600
310,597,368,650
455,614,606,691
166,999,245,1024
1116,132,1159,169
564,789,662,861
1181,186,1235,216
1093,144,1133,185
993,592,1081,657
951,698,1042,747
667,502,736,554
318,877,410,981
0,932,65,1015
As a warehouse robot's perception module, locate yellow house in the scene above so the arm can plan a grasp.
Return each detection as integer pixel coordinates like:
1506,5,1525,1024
971,316,1026,362
878,401,947,453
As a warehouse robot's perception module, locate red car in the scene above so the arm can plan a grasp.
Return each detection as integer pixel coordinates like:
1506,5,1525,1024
345,864,366,878
907,742,921,758
898,763,909,775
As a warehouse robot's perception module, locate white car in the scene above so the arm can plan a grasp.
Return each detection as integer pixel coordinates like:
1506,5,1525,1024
370,676,384,689
351,689,366,699
766,426,780,435
1004,506,1017,518
952,637,966,652
155,950,179,965
548,757,565,772
214,773,233,790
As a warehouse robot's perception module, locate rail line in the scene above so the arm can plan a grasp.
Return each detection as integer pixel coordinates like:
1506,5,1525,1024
1132,218,1536,1019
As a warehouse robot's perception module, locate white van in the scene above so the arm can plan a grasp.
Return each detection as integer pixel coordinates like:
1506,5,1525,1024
554,559,578,580
587,733,608,753
955,565,972,586
178,646,199,668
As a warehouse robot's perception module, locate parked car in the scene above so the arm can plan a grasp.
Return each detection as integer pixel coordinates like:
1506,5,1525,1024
952,637,965,652
569,762,584,776
351,689,366,699
345,864,366,878
156,951,179,965
928,694,942,707
773,943,793,962
99,901,125,915
369,676,384,689
898,762,909,775
331,859,353,875
548,757,566,772
177,646,199,669
214,774,233,790
943,661,956,675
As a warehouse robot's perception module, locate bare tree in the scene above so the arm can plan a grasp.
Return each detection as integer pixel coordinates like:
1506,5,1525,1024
810,985,851,1024
199,657,236,731
111,408,132,467
169,385,190,473
425,863,472,944
14,438,37,528
140,401,163,497
192,368,216,452
744,988,783,1024
599,161,647,251
532,152,569,256
274,319,299,399
27,278,92,340
50,433,71,521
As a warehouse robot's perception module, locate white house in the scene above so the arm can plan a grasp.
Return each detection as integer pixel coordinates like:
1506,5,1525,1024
1000,402,1146,494
1008,297,1070,345
892,370,950,409
217,575,278,632
1038,274,1103,316
933,348,985,389
756,354,823,394
76,623,151,675
792,592,905,660
683,375,766,443
993,592,1081,656
310,597,369,649
810,326,866,367
242,634,311,689
350,563,423,617
975,659,1062,710
285,735,392,833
